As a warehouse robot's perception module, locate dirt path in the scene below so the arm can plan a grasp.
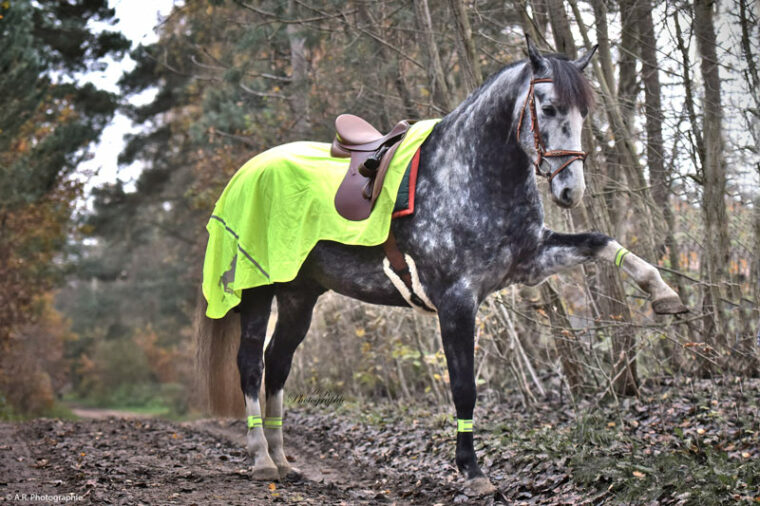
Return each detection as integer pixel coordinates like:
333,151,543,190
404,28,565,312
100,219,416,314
3,381,756,504
0,416,469,505
69,408,157,420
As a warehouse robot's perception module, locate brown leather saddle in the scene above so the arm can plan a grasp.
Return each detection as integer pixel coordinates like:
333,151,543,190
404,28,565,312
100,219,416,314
331,114,410,221
329,114,433,312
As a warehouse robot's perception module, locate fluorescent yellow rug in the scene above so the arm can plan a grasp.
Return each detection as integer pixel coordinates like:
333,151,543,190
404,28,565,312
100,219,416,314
202,119,439,318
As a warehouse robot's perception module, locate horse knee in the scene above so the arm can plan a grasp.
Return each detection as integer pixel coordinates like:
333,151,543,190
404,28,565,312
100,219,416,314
238,340,265,394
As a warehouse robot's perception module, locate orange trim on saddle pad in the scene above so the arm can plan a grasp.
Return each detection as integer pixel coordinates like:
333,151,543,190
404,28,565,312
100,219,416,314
391,147,421,219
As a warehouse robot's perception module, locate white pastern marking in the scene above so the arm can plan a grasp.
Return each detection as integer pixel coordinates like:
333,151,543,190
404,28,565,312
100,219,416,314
245,395,274,468
245,395,262,418
264,390,288,469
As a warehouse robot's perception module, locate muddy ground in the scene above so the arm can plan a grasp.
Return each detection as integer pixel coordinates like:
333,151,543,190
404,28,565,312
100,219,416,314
1,379,758,505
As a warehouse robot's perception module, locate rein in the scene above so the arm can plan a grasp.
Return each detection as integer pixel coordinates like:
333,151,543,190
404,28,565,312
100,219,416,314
516,77,588,182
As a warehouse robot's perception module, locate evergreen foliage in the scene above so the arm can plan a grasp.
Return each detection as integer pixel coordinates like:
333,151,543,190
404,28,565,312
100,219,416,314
0,0,128,413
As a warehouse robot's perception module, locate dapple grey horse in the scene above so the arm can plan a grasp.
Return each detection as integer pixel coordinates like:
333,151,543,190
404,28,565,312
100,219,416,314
196,38,686,494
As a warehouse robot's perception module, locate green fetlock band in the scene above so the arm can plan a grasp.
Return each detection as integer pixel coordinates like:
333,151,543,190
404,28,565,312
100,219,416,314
457,419,473,432
614,247,630,268
264,417,282,428
247,415,262,429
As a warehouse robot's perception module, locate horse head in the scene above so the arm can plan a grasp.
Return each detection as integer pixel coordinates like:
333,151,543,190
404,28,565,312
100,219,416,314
517,37,597,208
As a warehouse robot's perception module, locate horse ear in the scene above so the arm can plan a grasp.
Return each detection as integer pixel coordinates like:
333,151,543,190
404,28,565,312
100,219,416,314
525,34,545,73
573,44,598,72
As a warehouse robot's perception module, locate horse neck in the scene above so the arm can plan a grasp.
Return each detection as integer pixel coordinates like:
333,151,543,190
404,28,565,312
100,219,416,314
419,63,541,209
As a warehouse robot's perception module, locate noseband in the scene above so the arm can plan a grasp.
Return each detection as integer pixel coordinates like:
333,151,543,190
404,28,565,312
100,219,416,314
516,77,588,182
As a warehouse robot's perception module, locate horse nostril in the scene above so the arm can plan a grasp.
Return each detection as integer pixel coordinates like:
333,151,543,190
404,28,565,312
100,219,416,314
561,187,572,204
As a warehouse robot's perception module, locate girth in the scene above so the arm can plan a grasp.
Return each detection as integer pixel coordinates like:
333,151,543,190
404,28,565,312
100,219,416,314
383,231,435,313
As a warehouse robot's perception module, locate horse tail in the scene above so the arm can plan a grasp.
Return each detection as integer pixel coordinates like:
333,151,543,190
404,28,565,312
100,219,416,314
193,291,245,417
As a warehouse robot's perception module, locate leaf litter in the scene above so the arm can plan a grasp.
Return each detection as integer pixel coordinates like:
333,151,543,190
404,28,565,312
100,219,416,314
0,378,756,504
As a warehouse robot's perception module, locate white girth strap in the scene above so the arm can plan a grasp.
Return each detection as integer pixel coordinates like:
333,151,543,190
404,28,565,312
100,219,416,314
383,254,437,315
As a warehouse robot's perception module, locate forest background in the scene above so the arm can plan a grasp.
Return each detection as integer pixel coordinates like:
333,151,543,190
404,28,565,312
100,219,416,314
0,0,758,421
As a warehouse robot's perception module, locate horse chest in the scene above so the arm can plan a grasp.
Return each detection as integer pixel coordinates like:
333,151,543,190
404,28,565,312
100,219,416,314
399,196,544,297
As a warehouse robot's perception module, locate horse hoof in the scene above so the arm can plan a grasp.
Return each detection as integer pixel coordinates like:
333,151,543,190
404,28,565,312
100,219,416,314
277,464,302,480
251,465,280,481
465,476,497,496
652,296,689,315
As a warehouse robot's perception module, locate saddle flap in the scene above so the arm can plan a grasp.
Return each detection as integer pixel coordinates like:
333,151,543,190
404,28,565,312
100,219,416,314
330,139,350,158
334,133,406,221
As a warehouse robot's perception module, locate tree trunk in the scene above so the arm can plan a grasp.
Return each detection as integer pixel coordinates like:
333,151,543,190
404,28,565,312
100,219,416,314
546,0,576,57
531,0,549,35
593,0,626,234
394,58,417,119
674,12,706,169
741,0,760,310
566,0,639,394
570,0,658,260
540,282,585,395
413,0,451,112
585,148,639,395
449,0,481,94
637,0,667,239
286,0,311,137
637,0,686,369
543,1,639,395
617,0,637,124
590,0,615,98
694,0,730,347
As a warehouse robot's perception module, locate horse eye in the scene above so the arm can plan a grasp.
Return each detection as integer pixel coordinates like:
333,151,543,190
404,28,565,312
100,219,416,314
580,107,589,118
542,106,556,117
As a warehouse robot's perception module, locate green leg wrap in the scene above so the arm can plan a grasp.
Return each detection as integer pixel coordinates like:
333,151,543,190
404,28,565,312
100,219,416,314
247,415,262,429
264,417,282,429
457,419,473,433
614,247,630,268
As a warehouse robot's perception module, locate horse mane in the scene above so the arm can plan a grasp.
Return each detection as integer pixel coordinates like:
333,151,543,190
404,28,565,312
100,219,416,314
446,52,596,122
541,54,596,112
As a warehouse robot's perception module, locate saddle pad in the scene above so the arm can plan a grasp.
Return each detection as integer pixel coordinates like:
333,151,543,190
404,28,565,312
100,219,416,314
203,119,440,318
392,148,422,218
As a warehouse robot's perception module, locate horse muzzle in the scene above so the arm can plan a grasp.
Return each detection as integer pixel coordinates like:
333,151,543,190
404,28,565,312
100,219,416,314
551,177,585,208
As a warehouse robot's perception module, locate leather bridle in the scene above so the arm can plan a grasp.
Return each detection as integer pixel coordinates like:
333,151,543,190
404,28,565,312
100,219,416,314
516,77,588,182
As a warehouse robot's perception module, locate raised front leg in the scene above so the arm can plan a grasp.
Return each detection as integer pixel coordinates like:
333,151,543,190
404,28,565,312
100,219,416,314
437,287,496,495
527,231,687,314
